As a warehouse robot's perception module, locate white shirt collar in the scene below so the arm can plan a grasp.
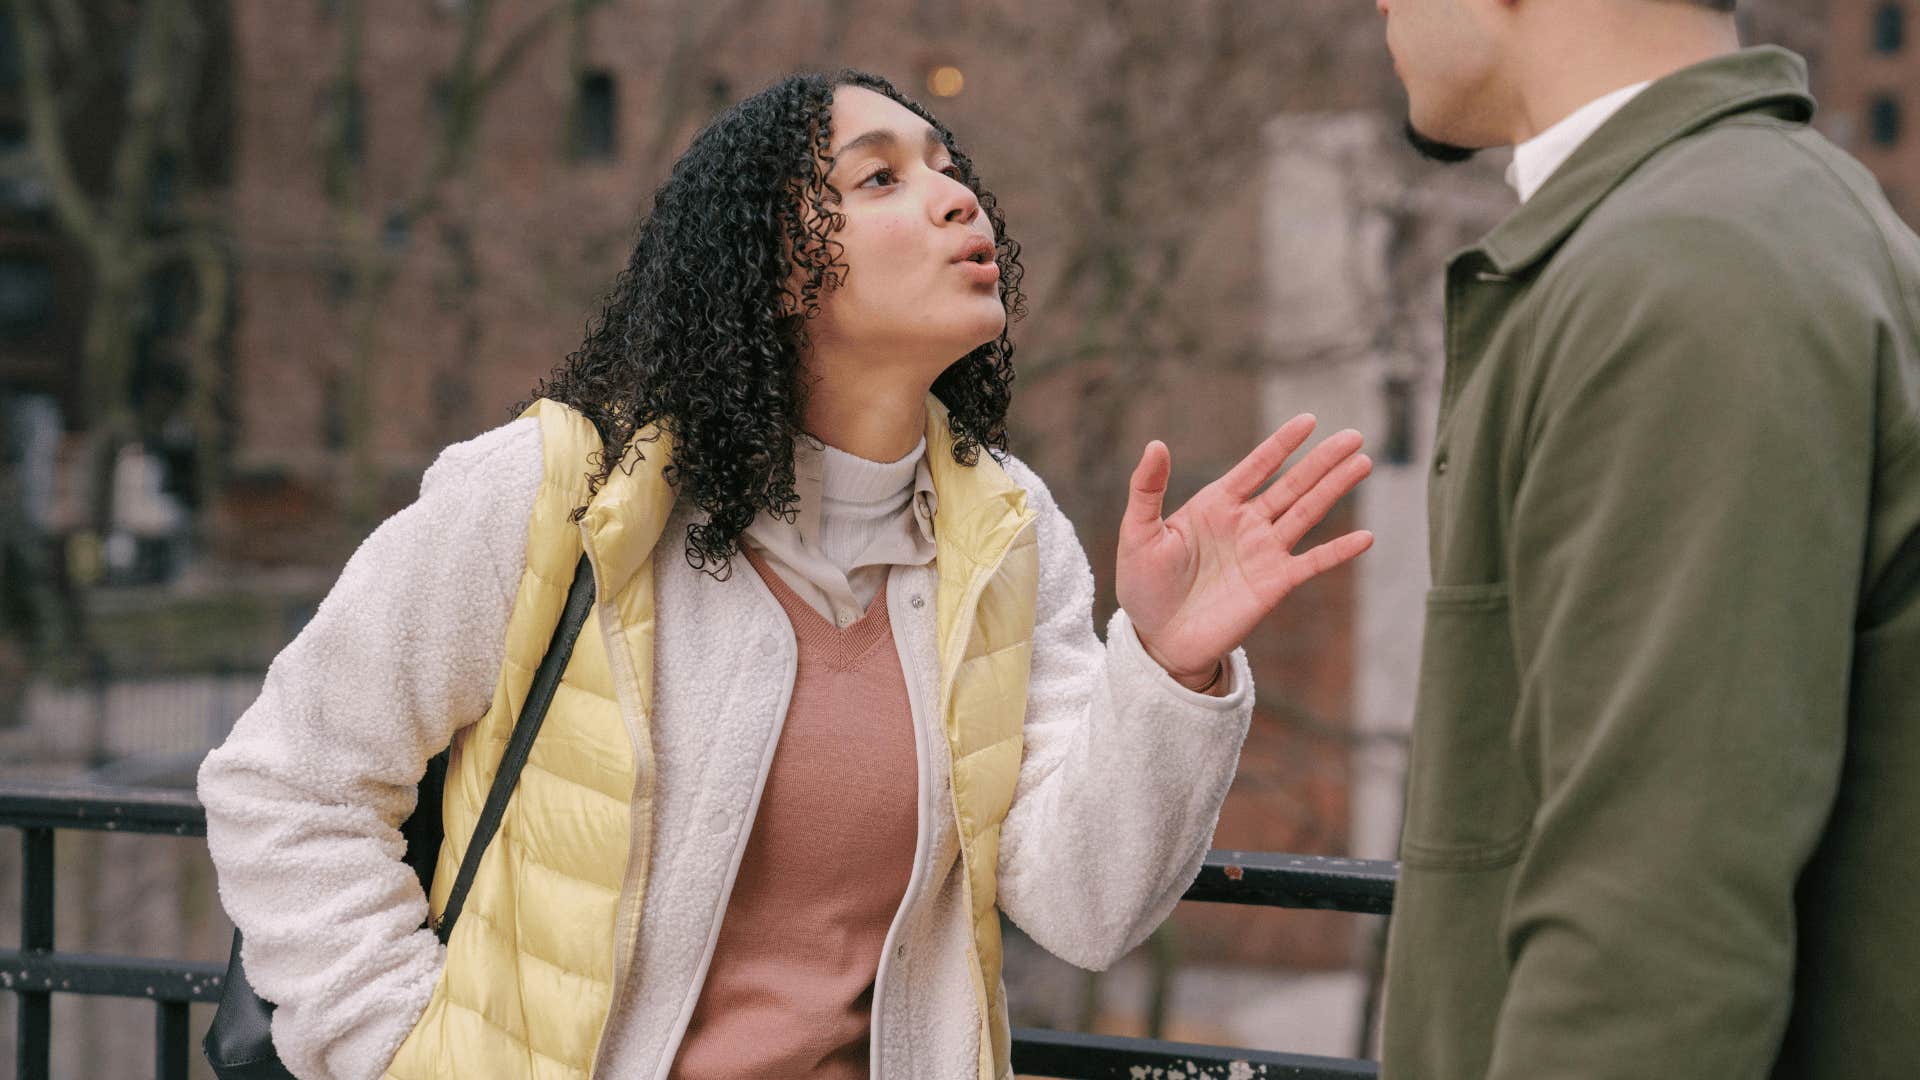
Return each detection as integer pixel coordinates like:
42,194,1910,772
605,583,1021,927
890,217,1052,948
1506,80,1654,204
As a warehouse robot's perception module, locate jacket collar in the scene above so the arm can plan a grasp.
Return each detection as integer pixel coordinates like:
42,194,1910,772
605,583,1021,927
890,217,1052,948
1476,46,1814,277
921,396,1034,575
921,395,1037,670
579,430,677,599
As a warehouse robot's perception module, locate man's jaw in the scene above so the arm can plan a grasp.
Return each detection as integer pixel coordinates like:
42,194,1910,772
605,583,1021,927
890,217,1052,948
1403,118,1479,164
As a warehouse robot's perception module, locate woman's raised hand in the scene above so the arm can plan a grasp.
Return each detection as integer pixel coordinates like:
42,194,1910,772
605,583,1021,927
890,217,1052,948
1115,415,1374,690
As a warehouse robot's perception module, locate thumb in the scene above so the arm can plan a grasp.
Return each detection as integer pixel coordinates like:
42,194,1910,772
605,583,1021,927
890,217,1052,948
1124,440,1171,531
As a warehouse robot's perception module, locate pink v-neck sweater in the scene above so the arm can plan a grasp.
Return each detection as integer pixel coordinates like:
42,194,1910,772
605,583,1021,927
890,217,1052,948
668,550,920,1078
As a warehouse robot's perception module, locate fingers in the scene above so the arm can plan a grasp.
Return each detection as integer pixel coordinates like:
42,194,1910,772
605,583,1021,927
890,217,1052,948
1294,529,1376,582
1123,439,1172,531
1273,450,1373,548
1220,414,1318,500
1254,428,1366,521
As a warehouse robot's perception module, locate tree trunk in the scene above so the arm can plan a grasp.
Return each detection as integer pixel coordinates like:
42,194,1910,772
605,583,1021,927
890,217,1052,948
81,257,145,541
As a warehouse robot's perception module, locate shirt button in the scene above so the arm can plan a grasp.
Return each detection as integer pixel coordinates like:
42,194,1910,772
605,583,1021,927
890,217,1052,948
837,612,853,628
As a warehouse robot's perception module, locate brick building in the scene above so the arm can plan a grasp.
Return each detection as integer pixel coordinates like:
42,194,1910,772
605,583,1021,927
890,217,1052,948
1820,0,1920,224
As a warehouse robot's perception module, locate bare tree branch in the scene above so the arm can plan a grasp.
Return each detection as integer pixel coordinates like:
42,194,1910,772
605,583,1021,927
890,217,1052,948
4,0,105,245
103,0,176,240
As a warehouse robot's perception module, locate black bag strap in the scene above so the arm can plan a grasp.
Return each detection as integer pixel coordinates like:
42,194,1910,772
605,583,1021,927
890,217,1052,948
433,553,596,945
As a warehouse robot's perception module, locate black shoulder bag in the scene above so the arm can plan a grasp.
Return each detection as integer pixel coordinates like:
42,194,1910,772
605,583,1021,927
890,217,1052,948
203,555,597,1080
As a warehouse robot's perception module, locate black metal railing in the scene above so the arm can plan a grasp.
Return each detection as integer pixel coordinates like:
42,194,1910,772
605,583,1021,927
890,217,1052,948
1,780,1396,1079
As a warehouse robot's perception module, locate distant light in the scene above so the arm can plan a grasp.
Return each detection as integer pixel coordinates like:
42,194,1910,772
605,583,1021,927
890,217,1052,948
927,66,965,98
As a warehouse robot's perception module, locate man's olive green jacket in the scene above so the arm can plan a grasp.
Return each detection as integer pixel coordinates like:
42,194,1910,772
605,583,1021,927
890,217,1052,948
1382,48,1920,1080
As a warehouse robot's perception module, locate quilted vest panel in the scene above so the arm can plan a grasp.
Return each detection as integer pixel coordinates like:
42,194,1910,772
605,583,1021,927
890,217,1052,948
383,402,664,1080
922,403,1040,1080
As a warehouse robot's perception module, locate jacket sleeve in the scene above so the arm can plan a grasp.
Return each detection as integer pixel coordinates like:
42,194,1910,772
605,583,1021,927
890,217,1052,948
993,456,1254,971
1486,216,1871,1078
195,417,543,1080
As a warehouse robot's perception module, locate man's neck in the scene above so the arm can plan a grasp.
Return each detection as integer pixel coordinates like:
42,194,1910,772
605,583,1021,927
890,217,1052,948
1504,8,1740,145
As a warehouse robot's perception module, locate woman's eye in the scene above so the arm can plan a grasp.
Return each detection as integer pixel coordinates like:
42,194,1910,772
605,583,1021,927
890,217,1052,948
859,168,896,189
940,164,962,180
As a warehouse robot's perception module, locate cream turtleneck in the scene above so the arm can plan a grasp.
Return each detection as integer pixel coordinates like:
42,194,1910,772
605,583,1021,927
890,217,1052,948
741,437,938,627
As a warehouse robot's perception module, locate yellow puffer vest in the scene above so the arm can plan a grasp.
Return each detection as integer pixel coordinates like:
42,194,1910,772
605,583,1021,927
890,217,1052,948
384,398,1038,1080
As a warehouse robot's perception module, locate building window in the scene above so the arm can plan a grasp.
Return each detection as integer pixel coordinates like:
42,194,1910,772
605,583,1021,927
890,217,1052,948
0,13,19,88
0,255,55,336
147,265,188,337
321,80,367,164
572,70,617,161
1874,3,1906,54
322,370,348,451
382,207,411,251
0,122,48,215
148,149,179,212
428,75,452,125
1381,375,1417,466
1868,94,1903,146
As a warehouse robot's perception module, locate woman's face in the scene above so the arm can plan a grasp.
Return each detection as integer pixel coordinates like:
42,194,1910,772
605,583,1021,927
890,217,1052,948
801,86,1006,375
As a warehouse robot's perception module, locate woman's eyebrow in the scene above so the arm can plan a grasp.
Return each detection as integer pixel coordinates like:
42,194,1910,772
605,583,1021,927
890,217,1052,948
833,126,944,161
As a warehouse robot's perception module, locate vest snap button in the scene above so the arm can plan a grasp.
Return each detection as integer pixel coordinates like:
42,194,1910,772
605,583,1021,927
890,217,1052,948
909,594,924,609
709,809,730,834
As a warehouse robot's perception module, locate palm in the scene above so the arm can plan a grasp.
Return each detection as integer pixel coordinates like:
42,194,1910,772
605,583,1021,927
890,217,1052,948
1115,416,1373,682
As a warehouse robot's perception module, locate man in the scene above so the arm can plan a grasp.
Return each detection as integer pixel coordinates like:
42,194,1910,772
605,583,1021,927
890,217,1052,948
1374,1,1920,1077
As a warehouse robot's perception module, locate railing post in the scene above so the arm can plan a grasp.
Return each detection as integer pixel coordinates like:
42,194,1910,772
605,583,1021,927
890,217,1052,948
157,999,191,1080
18,827,54,1080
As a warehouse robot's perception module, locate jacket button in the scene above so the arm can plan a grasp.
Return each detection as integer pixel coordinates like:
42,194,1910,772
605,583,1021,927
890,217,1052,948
1434,453,1449,475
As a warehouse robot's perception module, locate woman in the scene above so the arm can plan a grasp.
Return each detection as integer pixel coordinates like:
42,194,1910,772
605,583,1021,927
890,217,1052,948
198,70,1372,1080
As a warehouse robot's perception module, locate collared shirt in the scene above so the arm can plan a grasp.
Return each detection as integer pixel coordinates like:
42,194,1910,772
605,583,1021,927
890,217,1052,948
1506,80,1653,203
742,436,938,628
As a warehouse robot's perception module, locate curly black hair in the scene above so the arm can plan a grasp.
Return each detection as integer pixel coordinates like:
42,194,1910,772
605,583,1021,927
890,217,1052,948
522,69,1026,577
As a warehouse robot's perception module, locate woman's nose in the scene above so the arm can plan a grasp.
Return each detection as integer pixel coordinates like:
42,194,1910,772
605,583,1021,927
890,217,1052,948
936,175,980,225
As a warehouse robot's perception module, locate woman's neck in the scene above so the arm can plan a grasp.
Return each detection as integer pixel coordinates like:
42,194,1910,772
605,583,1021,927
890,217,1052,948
801,374,931,462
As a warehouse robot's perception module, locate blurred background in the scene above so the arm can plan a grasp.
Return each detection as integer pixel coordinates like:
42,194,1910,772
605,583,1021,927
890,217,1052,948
0,0,1902,1075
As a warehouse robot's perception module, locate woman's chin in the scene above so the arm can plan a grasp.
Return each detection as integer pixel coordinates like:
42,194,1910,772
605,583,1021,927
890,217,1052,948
954,305,1009,350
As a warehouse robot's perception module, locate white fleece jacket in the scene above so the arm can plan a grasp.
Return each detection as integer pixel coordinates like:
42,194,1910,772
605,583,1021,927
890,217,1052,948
197,417,1256,1080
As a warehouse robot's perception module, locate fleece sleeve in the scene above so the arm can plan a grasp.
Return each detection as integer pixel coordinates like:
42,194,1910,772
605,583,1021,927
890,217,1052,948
993,455,1255,971
195,417,544,1080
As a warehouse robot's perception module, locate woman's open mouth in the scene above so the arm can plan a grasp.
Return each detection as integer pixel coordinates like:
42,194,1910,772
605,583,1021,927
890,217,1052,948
953,237,999,284
955,257,1000,284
